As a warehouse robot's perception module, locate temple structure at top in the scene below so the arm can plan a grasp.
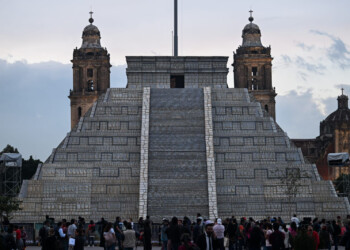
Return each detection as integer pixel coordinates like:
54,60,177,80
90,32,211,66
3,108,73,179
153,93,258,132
14,11,349,223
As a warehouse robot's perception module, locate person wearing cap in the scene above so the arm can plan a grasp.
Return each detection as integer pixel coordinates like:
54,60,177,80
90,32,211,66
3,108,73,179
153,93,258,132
213,219,225,250
196,220,219,250
161,218,169,250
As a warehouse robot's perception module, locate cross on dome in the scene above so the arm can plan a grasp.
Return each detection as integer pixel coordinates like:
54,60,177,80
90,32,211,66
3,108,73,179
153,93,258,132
89,11,94,24
249,9,254,23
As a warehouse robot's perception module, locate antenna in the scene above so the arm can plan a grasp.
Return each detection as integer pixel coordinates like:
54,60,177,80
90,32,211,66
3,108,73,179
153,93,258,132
174,0,178,56
172,31,174,56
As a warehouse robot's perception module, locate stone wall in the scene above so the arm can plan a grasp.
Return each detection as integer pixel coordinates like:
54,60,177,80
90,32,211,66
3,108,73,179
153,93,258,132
15,87,350,223
126,56,229,89
211,88,349,219
15,89,144,223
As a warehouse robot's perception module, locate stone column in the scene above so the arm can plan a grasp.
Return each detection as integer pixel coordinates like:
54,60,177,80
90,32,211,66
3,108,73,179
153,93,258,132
203,87,218,219
139,87,150,219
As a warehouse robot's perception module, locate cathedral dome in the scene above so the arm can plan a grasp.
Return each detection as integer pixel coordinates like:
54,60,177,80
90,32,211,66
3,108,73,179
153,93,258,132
324,94,350,123
81,13,102,49
320,92,350,136
83,24,100,37
241,12,263,47
243,23,261,35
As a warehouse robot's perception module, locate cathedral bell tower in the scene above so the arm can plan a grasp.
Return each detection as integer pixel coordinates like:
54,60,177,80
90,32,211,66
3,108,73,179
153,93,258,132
69,12,111,129
233,11,277,119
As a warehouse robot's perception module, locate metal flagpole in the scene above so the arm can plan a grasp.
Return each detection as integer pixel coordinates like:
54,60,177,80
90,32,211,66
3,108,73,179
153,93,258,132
174,0,178,56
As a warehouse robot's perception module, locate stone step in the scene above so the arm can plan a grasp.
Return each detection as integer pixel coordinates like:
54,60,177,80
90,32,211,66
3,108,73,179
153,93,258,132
148,151,206,160
54,146,141,153
214,146,302,153
149,120,205,127
149,135,206,151
147,88,209,217
69,131,141,136
149,126,205,134
212,115,276,121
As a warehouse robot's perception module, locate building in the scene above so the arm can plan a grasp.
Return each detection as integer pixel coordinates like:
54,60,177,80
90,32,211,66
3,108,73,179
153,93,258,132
233,11,276,120
293,91,350,181
69,12,111,129
14,13,350,223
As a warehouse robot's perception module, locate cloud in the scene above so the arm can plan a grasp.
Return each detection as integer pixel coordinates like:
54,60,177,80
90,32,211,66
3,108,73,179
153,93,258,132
296,42,314,51
334,83,350,97
297,71,308,81
0,58,127,160
278,54,326,81
295,56,326,74
310,30,350,69
281,54,292,65
276,90,325,138
321,96,338,117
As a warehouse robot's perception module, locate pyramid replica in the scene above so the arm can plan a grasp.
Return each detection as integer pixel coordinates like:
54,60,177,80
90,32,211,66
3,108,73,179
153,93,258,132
14,12,350,223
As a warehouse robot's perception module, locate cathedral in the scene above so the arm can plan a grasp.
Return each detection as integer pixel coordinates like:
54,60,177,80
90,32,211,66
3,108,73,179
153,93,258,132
14,12,350,223
293,92,350,181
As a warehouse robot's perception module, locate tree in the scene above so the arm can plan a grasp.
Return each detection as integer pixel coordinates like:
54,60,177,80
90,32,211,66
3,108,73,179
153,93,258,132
22,155,42,181
0,195,21,223
333,174,350,195
0,144,19,154
273,167,310,218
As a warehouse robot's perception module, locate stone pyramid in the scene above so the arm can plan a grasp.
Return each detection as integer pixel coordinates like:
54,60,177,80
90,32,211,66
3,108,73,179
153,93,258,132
15,56,349,223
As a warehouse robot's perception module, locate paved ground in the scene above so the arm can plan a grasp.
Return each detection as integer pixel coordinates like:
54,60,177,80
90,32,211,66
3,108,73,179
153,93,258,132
26,246,345,250
26,247,162,250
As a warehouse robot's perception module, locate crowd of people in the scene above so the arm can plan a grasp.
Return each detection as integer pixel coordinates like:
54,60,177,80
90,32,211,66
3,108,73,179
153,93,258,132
158,214,350,250
0,222,28,250
2,213,350,250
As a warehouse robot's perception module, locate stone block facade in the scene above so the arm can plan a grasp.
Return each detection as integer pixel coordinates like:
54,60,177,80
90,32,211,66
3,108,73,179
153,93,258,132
126,56,228,89
14,57,350,223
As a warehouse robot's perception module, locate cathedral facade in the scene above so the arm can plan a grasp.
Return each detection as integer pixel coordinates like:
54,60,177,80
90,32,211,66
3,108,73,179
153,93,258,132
14,13,350,223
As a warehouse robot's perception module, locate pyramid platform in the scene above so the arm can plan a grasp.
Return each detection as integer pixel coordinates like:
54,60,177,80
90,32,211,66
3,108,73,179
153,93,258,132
14,56,350,223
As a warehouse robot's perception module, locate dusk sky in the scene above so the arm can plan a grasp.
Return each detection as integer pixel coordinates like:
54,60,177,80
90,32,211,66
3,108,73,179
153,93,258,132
1,0,350,160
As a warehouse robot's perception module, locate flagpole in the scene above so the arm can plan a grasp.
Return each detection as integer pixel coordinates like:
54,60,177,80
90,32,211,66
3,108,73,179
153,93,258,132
174,0,178,56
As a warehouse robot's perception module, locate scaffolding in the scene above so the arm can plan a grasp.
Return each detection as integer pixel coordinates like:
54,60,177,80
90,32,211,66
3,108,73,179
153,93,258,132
0,153,22,197
332,168,350,198
328,153,350,198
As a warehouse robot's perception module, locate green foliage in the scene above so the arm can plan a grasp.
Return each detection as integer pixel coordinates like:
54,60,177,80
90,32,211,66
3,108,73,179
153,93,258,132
22,156,42,180
274,168,309,198
0,196,22,223
272,167,310,218
0,144,18,154
333,174,350,194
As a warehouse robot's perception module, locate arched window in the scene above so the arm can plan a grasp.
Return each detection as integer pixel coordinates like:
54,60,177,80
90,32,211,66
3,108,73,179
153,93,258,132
265,105,269,112
78,107,82,119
